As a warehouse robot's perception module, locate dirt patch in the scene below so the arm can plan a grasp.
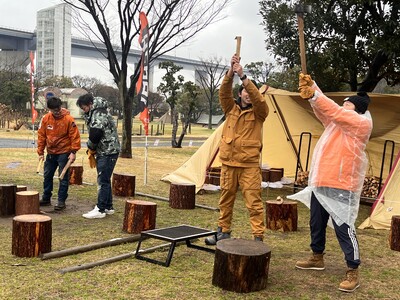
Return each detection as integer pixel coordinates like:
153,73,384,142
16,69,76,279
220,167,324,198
0,197,95,227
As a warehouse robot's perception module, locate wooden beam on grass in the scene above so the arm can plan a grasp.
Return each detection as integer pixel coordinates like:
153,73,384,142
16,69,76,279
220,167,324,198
135,191,219,212
41,235,140,260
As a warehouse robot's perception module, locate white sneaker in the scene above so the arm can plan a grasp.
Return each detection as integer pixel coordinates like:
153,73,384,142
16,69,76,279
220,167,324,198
105,208,115,215
82,206,106,219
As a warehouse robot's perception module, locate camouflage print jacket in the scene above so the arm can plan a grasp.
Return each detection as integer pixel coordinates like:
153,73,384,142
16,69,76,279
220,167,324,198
83,97,120,156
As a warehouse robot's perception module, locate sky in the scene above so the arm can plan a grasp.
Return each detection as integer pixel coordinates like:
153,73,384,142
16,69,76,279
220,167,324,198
0,0,271,85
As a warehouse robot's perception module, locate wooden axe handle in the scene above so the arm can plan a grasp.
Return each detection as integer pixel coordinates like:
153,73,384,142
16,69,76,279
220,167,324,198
235,36,242,58
36,157,43,174
297,14,307,74
59,158,74,180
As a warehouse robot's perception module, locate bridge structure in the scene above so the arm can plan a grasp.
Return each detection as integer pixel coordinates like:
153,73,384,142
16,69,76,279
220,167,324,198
0,26,228,90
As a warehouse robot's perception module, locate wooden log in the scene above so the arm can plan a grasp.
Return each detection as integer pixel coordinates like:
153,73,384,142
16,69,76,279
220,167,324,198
205,167,221,185
112,173,135,197
135,191,219,211
16,185,28,192
69,166,83,185
41,235,140,260
15,191,40,216
269,168,284,182
265,199,298,231
169,183,195,209
12,214,52,257
0,184,17,216
389,215,400,251
123,200,157,234
262,169,270,182
212,238,271,293
58,242,179,274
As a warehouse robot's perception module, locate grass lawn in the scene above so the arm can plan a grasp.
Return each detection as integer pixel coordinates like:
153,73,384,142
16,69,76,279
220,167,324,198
0,130,399,299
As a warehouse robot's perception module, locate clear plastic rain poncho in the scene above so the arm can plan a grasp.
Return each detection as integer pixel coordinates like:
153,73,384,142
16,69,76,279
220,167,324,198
287,91,373,229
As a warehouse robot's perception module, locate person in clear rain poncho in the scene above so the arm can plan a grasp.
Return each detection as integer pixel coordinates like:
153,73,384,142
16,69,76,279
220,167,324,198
287,73,373,293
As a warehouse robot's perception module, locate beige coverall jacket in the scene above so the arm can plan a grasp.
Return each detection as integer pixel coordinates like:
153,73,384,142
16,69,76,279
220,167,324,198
217,74,269,237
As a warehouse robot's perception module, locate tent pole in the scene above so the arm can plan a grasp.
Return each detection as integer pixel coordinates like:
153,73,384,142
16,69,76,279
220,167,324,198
270,95,303,171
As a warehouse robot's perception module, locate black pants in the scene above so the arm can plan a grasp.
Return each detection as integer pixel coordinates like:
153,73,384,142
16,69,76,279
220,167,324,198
310,192,360,269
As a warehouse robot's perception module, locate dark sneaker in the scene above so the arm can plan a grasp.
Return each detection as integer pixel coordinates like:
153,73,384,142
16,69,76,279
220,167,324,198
205,227,231,245
254,236,264,242
54,202,66,211
39,200,51,206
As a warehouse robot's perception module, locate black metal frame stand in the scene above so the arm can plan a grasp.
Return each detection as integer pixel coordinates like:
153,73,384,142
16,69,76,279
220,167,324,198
135,225,217,267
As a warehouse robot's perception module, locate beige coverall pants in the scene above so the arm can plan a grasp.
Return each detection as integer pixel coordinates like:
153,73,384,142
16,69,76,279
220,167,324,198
218,164,265,237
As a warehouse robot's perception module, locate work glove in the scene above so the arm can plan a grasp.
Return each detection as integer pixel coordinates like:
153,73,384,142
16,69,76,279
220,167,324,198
299,73,314,87
299,73,315,99
86,149,97,169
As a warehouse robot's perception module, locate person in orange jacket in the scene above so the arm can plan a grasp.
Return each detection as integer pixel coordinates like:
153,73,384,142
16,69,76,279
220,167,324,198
205,54,269,245
288,73,373,293
37,96,81,210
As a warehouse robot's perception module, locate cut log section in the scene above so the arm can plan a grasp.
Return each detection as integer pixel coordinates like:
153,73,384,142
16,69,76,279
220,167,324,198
0,184,17,216
12,214,52,257
389,215,400,251
205,167,221,186
15,191,40,215
169,183,195,209
16,185,28,192
262,168,270,182
69,166,83,185
269,168,284,182
112,173,135,197
265,199,298,231
212,238,271,293
123,200,157,234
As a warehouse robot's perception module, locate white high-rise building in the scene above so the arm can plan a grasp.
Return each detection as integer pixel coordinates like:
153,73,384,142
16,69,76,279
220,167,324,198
36,3,71,78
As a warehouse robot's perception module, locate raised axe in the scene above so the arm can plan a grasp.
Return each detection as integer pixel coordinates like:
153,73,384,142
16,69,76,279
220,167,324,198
235,36,242,58
294,4,311,74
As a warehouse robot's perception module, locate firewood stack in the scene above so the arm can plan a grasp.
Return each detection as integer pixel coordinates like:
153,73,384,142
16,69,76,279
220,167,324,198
295,171,309,187
361,176,380,198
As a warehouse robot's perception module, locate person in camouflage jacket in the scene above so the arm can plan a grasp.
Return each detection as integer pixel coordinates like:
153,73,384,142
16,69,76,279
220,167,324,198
77,94,120,219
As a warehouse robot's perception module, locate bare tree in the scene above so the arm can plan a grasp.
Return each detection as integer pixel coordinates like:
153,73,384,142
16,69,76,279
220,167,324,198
195,56,227,129
72,75,102,93
63,0,231,158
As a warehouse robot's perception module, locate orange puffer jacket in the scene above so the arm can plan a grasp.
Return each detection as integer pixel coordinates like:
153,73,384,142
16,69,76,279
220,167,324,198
37,108,81,155
218,75,269,167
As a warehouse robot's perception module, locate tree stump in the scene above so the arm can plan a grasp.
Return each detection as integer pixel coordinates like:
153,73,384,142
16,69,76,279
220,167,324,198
389,215,400,251
112,173,135,197
169,183,195,209
265,199,298,231
12,214,52,257
69,166,83,185
269,168,284,182
15,191,40,216
16,185,28,192
261,169,270,182
212,238,271,293
0,184,17,216
123,200,157,234
205,167,221,186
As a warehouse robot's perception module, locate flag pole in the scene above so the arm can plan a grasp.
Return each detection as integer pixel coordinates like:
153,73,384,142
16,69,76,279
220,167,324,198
29,51,38,150
136,12,150,185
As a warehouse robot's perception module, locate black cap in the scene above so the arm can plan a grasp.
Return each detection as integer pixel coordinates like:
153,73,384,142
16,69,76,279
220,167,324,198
344,91,370,114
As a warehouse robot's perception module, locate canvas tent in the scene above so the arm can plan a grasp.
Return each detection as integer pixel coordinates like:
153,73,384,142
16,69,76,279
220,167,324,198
359,150,400,230
162,87,400,194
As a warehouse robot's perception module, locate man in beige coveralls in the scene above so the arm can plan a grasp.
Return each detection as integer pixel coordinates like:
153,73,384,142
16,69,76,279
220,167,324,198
205,54,269,245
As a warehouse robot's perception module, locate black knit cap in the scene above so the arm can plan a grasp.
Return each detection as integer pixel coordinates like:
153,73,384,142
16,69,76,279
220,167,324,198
343,91,370,114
